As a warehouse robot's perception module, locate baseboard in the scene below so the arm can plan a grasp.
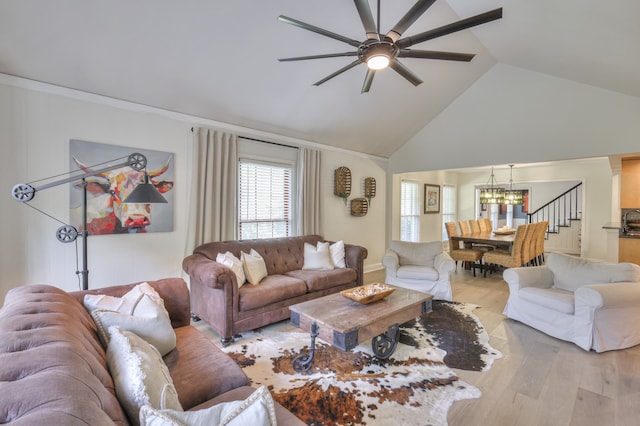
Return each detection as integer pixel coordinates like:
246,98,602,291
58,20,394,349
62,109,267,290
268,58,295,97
546,249,581,256
364,263,383,274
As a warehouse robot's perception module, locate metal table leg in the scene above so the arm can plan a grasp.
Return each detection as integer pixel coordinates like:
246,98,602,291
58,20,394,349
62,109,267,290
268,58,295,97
293,322,319,372
372,323,399,359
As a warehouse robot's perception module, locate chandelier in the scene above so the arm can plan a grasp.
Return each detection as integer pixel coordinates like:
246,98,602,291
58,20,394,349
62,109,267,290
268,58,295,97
504,164,523,205
479,167,505,204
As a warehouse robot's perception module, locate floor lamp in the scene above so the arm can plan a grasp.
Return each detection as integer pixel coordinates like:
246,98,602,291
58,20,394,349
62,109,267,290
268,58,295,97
11,152,167,290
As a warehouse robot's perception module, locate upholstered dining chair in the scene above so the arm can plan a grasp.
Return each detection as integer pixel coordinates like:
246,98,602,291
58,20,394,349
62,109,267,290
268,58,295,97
534,221,549,265
482,224,529,276
478,218,492,233
528,222,546,266
445,222,485,277
524,222,546,266
521,223,535,266
469,219,495,251
458,220,471,235
457,220,472,249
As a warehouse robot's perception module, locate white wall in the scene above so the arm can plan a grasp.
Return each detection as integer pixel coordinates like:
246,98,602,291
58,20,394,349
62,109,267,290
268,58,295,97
0,79,387,302
322,151,387,272
389,63,640,175
1,83,190,302
390,170,460,243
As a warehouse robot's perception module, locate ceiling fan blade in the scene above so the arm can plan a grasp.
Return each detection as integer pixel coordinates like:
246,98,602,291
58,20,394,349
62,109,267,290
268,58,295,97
361,69,376,93
278,15,362,48
397,49,475,62
386,0,437,43
279,52,359,62
354,0,379,41
313,59,363,86
389,59,423,86
397,8,503,49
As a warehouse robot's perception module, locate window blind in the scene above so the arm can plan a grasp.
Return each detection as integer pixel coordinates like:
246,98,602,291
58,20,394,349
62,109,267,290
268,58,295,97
238,160,291,239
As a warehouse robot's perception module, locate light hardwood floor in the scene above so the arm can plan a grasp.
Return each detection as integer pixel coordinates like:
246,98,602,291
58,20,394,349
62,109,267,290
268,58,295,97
364,268,640,426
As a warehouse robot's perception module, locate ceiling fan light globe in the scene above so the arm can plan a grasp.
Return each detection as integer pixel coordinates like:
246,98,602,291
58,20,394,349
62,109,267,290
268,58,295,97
367,55,390,70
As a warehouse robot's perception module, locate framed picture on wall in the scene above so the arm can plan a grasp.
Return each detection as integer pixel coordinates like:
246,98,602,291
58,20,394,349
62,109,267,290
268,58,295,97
69,139,175,235
424,184,440,214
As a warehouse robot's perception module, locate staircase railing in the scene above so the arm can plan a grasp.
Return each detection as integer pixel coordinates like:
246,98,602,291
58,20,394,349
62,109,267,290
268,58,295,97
527,182,582,235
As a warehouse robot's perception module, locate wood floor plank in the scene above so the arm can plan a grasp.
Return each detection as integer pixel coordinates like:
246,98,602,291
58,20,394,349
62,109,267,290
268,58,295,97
615,392,640,426
570,388,615,426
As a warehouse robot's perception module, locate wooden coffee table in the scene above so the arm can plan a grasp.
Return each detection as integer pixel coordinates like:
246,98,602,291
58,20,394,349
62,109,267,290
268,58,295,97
289,285,432,372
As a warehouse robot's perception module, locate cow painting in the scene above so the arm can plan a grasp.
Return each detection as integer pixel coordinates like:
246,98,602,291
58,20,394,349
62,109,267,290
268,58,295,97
69,140,174,236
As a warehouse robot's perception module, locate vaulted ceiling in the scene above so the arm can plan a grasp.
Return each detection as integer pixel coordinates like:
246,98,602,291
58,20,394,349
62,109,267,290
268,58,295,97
1,0,638,158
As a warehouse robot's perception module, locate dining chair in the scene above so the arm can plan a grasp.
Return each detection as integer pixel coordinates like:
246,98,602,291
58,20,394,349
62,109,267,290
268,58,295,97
478,218,491,233
482,224,529,276
445,222,485,277
527,221,546,265
521,223,536,266
534,221,549,265
458,220,471,235
469,219,495,252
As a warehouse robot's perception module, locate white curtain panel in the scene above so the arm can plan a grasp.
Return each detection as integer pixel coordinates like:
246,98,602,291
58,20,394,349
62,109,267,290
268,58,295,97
296,147,322,236
185,127,238,255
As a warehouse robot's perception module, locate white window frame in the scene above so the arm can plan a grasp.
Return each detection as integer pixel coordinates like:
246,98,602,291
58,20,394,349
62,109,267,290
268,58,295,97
400,180,420,242
441,184,457,241
238,158,293,240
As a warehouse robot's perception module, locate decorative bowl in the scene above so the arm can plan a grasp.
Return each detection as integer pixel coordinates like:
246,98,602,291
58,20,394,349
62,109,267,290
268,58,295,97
341,283,395,305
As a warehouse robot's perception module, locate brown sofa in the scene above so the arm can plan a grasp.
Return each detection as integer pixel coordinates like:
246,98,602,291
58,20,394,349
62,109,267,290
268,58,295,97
0,278,303,425
183,235,368,344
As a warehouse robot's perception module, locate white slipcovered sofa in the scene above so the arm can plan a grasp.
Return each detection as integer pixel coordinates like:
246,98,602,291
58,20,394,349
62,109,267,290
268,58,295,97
381,240,456,301
503,252,640,352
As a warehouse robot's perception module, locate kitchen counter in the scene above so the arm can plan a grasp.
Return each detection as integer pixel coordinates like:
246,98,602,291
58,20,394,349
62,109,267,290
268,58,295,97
603,222,640,238
602,222,622,230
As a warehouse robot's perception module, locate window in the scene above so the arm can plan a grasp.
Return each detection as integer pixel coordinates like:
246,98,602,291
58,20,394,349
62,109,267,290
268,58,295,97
442,185,457,241
239,160,291,239
400,181,420,242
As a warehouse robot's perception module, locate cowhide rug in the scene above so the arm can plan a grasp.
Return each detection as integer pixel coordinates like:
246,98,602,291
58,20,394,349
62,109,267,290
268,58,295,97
200,301,501,426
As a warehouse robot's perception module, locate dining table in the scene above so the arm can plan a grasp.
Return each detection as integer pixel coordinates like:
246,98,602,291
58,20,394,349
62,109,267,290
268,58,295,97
451,230,516,251
451,230,516,273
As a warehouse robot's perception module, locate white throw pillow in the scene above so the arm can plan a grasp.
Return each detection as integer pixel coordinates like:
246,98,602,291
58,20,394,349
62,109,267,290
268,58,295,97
107,326,183,426
241,249,268,285
139,385,277,426
84,281,164,312
84,282,176,356
547,252,640,293
303,241,334,270
216,251,246,287
330,240,346,268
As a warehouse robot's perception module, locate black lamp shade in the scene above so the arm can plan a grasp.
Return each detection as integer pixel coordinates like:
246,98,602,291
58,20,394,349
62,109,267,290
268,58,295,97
123,173,167,204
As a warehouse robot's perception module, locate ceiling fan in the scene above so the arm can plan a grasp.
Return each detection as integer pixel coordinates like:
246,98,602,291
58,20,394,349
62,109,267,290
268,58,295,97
278,0,502,93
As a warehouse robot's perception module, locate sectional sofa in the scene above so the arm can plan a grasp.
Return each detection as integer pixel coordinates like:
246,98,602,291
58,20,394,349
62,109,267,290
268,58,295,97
0,278,303,425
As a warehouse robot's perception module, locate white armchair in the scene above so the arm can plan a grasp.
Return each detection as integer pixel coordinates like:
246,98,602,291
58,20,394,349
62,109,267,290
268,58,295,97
381,240,456,301
503,252,640,352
